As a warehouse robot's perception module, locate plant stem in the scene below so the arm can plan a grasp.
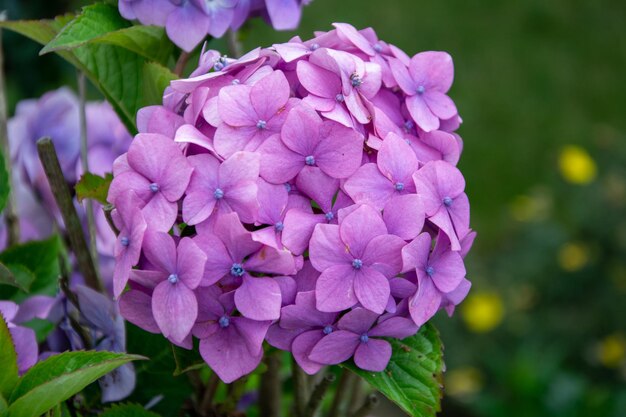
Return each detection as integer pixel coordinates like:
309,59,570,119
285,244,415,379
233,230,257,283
226,30,243,58
303,372,335,417
328,369,354,417
0,15,20,246
102,204,120,236
349,393,379,417
77,71,100,277
292,357,309,417
37,138,103,292
199,373,220,416
175,51,191,77
259,351,281,417
347,375,365,414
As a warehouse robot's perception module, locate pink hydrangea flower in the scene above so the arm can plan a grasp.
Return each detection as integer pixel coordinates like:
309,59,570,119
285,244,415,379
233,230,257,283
111,22,473,381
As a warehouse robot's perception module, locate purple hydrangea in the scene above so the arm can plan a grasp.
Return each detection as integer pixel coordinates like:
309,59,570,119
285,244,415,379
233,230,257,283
110,22,474,382
118,0,314,52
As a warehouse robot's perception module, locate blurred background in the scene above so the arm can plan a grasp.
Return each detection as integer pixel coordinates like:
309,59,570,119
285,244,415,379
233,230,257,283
3,0,626,416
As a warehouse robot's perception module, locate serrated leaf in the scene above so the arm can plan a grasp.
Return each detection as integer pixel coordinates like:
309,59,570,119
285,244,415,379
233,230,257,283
2,14,177,134
344,323,444,417
75,172,113,205
7,351,145,417
0,314,18,399
0,263,36,293
100,403,161,417
171,343,205,376
41,3,173,64
0,149,9,215
40,3,130,54
0,236,63,301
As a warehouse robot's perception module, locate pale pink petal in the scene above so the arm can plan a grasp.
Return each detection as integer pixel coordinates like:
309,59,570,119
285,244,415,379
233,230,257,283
235,275,282,321
354,267,390,314
152,281,198,343
308,330,360,364
315,265,357,312
354,339,391,371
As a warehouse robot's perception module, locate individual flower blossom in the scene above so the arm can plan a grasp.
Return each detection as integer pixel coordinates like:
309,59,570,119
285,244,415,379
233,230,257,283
132,231,207,343
112,190,148,298
401,232,466,326
120,0,313,52
183,151,260,230
389,52,457,132
308,307,417,371
344,132,419,210
195,212,297,321
108,133,194,232
268,291,338,374
413,160,470,251
73,286,136,402
212,70,298,158
0,301,39,374
193,287,271,383
309,204,405,314
252,179,310,250
258,103,363,184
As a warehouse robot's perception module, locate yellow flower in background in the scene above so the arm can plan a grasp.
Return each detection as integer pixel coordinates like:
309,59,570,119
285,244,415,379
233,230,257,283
557,242,590,272
596,334,626,368
461,291,504,333
558,145,597,185
445,367,484,397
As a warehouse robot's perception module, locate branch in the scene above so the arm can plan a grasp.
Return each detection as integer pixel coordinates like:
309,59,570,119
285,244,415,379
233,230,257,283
303,372,335,417
37,138,103,292
259,351,281,417
292,357,309,417
227,30,243,58
349,394,379,417
0,15,20,245
77,71,100,275
328,369,355,417
174,51,192,77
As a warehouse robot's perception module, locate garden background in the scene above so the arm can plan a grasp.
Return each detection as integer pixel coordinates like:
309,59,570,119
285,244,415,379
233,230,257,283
3,0,625,416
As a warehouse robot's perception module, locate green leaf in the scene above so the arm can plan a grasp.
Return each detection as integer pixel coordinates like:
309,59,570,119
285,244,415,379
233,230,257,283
0,149,9,215
40,3,130,54
0,263,36,293
1,14,177,134
171,342,205,376
41,3,172,64
100,403,161,417
7,351,145,417
0,394,7,413
0,314,18,399
0,236,63,301
344,323,444,417
75,172,113,205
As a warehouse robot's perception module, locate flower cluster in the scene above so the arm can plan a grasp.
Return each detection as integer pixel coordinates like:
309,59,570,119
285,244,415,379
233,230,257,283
118,0,314,52
5,87,132,288
110,22,475,382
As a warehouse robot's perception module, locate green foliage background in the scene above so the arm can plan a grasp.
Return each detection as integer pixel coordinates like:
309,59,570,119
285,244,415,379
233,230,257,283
2,0,626,416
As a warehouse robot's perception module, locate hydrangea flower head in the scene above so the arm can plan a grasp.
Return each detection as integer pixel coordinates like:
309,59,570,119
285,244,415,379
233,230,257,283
111,22,473,382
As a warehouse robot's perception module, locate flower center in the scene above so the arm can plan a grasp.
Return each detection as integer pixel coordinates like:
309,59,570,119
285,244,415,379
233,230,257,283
323,325,333,335
443,196,453,207
230,263,245,277
373,43,383,53
394,182,404,191
120,236,130,247
256,120,267,130
149,183,159,193
404,120,414,132
416,85,426,95
325,211,334,221
360,333,369,343
350,73,363,88
168,273,179,284
214,188,225,200
352,259,363,270
284,183,292,193
218,316,230,328
231,79,241,85
274,221,284,232
335,93,345,102
213,56,228,71
426,266,435,277
305,155,316,166
310,43,320,51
